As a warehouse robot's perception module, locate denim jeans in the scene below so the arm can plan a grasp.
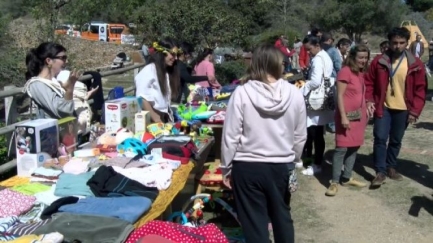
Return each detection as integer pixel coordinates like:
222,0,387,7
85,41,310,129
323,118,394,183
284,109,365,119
373,107,408,174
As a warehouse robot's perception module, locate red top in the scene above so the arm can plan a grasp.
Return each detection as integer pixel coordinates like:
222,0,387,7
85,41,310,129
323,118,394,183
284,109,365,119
335,66,368,147
299,45,310,69
365,50,427,118
274,39,293,57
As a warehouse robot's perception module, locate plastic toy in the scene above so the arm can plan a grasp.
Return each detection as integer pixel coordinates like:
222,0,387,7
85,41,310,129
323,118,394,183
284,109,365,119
117,138,148,157
178,103,208,121
167,193,211,227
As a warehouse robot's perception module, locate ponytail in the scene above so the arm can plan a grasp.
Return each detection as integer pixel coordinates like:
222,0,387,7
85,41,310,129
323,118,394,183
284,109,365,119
25,48,44,80
24,42,67,80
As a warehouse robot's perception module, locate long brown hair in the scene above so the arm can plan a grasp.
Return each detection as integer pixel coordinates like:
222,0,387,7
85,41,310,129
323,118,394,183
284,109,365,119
148,38,180,100
243,44,284,84
343,44,370,73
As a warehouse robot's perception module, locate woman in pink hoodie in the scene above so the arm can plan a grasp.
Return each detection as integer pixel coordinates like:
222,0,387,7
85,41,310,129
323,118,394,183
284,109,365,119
221,44,307,243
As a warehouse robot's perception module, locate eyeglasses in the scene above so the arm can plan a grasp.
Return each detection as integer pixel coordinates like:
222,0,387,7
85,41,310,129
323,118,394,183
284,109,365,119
53,55,68,62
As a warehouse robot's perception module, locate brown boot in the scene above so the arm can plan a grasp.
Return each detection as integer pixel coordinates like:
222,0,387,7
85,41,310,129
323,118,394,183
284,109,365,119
371,173,386,188
387,168,403,181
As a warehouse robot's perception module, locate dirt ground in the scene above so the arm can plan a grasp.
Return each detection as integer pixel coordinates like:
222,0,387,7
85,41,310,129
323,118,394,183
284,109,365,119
289,101,433,243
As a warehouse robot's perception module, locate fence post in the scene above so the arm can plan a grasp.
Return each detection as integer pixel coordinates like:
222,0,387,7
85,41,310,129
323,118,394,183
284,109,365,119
4,85,18,158
134,67,139,77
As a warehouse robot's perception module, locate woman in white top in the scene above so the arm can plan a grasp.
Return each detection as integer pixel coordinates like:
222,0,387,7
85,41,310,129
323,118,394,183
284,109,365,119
135,38,181,122
301,35,335,176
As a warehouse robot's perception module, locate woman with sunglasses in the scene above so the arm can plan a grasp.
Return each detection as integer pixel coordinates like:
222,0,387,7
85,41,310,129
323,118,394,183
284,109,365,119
23,42,81,119
135,38,181,122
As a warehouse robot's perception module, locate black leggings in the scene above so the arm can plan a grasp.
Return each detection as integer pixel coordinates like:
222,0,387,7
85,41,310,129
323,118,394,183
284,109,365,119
304,125,325,165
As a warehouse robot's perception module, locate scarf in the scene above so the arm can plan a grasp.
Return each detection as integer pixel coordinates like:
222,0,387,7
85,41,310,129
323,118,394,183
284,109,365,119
23,76,66,98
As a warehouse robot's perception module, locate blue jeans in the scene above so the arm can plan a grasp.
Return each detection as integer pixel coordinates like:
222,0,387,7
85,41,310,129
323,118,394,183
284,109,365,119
373,107,408,174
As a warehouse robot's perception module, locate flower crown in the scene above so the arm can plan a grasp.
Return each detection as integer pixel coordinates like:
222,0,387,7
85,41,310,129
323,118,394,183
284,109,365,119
152,42,182,55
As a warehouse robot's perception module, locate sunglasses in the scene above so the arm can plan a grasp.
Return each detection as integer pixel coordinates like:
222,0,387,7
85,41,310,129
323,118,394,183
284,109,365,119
53,55,68,62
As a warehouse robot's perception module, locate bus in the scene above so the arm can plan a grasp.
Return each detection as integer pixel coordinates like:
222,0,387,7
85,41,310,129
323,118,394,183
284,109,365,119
80,22,133,44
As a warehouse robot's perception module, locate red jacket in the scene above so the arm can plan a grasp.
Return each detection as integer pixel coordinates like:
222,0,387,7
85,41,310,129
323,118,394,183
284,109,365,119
299,45,310,69
274,39,293,57
365,50,427,118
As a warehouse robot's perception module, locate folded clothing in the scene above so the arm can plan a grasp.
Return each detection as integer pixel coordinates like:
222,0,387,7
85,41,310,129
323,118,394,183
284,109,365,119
112,164,173,190
87,166,158,200
34,213,134,243
41,197,79,220
0,189,36,217
101,156,148,169
19,202,47,224
7,219,52,236
59,196,152,223
11,183,51,195
55,171,95,197
34,184,61,206
32,167,63,177
0,216,19,232
62,159,90,175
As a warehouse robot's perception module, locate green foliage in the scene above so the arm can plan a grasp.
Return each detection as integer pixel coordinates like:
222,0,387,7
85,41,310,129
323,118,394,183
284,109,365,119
61,0,143,25
314,0,408,41
0,133,8,166
248,28,299,50
228,0,273,35
215,60,248,85
133,0,248,47
0,13,26,86
405,0,433,12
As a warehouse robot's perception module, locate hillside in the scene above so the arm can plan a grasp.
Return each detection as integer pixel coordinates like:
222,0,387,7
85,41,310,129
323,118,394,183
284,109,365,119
2,18,137,88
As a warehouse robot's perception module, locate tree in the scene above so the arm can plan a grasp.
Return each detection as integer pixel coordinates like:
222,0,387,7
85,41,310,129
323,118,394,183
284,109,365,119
133,0,248,47
405,0,433,12
314,0,407,42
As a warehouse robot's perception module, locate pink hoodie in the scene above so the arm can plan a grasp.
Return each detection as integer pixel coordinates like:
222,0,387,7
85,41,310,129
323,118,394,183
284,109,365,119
221,79,307,177
194,60,221,88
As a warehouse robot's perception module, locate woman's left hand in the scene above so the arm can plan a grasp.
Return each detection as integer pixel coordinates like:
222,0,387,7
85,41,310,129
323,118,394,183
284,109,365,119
223,175,232,189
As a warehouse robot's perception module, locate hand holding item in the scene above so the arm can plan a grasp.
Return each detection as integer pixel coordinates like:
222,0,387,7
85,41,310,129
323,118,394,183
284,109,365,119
341,116,350,130
367,102,375,118
408,114,417,124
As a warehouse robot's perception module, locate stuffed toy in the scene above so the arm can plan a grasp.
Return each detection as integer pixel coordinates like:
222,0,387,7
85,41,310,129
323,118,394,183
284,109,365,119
115,128,134,145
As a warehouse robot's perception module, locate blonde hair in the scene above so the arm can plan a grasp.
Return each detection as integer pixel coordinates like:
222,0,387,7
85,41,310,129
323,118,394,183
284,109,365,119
243,44,284,84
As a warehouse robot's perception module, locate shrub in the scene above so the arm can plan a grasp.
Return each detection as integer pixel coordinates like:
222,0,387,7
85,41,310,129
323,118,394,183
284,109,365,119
215,60,248,85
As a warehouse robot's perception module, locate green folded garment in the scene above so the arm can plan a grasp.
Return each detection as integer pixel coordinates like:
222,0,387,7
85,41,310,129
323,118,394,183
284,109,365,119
11,183,51,195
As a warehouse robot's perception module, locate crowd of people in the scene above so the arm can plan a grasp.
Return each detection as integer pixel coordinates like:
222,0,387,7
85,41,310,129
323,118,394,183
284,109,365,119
22,26,428,243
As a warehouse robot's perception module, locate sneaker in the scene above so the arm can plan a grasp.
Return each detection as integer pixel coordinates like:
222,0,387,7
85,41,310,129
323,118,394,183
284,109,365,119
341,178,367,188
325,183,338,196
302,164,321,176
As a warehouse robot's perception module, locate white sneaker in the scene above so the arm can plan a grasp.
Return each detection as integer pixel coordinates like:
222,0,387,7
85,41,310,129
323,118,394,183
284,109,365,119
302,165,322,176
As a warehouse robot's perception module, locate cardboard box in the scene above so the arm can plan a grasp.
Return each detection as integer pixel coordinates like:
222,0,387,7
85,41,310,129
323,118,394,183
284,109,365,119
104,97,139,133
135,111,151,134
15,119,59,176
58,117,78,155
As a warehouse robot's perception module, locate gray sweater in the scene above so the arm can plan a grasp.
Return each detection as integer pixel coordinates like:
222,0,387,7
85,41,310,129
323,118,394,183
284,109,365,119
28,81,75,119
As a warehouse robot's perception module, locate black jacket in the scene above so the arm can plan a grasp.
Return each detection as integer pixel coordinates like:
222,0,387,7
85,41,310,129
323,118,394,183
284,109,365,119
178,60,208,87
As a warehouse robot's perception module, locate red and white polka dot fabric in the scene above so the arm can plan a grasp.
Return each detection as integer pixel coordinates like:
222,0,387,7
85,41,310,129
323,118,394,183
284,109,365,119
126,220,229,243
